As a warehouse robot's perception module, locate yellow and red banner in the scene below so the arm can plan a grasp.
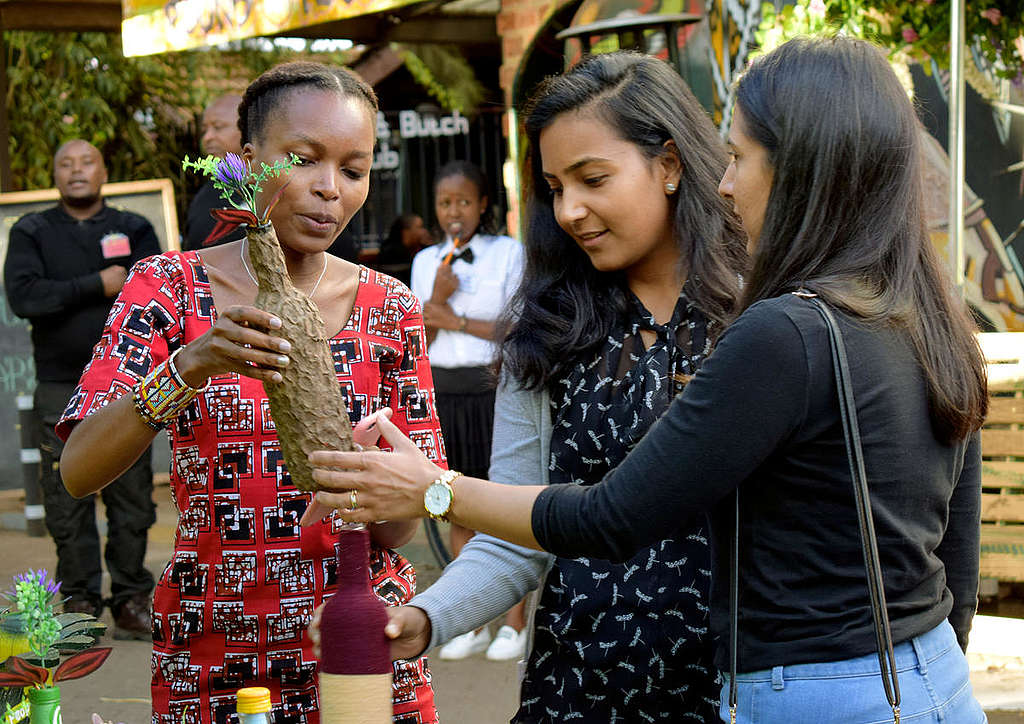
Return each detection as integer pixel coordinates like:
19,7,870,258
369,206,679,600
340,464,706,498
121,0,420,57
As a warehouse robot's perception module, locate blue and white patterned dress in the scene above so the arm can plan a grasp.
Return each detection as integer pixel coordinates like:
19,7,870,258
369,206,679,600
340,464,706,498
515,288,719,723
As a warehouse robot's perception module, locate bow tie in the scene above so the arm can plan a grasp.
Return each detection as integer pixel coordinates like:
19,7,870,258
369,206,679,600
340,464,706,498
450,246,474,264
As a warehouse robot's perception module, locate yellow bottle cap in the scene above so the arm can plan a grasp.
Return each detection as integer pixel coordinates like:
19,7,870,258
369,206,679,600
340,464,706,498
236,687,272,714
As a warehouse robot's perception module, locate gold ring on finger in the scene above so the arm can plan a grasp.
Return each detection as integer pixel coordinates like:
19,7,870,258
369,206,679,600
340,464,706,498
348,489,358,511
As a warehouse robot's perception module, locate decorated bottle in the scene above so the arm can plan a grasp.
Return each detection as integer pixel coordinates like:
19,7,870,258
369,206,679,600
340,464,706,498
27,686,61,724
318,528,393,722
236,686,272,724
246,224,390,719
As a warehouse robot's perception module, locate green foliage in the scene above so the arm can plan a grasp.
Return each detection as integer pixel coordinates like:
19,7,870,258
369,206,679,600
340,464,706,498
21,613,105,669
4,32,356,217
7,32,196,195
3,571,59,660
756,1,1024,80
397,43,486,115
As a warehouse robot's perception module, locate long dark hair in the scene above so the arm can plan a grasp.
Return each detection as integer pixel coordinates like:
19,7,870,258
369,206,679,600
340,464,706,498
502,52,747,390
736,36,986,442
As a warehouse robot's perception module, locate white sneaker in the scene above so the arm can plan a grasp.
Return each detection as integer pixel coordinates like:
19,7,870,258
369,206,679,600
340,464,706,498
438,629,492,660
485,625,526,661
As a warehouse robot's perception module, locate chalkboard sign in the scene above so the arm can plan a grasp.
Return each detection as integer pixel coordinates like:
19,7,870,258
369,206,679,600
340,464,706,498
0,291,35,491
0,179,178,490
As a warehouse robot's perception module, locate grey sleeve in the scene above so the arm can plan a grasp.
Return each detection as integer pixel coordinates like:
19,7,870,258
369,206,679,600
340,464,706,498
409,378,553,650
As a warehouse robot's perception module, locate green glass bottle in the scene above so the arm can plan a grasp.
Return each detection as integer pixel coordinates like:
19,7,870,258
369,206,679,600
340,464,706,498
28,686,62,724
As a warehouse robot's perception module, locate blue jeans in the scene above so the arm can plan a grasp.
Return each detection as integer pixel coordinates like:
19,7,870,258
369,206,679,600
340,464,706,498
719,620,986,723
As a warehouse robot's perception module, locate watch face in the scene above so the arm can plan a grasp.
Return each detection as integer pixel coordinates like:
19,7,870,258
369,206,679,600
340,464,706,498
425,482,452,515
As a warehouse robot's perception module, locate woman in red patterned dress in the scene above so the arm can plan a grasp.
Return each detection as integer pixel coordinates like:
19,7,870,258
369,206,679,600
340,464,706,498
57,62,444,724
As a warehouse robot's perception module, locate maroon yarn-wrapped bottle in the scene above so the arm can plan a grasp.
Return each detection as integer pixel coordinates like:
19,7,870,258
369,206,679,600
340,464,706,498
318,527,393,722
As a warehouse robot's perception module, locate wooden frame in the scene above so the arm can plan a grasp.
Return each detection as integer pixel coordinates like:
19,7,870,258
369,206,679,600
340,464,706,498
0,178,179,267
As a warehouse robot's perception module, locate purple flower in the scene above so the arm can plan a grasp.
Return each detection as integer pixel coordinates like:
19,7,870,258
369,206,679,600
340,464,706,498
15,569,60,596
902,26,919,43
215,153,248,186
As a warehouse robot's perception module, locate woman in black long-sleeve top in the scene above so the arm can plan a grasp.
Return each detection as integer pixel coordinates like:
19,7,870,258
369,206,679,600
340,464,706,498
309,37,989,723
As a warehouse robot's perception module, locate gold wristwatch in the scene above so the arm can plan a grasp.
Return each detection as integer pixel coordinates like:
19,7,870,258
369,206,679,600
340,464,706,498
424,469,460,521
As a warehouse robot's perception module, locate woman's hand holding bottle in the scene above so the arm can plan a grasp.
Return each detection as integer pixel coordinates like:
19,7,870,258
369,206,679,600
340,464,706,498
308,602,433,662
173,305,292,386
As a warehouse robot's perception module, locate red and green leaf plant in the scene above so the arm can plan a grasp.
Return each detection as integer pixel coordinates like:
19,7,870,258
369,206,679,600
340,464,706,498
0,570,110,690
757,1,1024,82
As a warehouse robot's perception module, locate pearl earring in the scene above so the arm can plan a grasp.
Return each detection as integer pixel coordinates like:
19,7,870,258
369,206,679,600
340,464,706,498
666,183,677,193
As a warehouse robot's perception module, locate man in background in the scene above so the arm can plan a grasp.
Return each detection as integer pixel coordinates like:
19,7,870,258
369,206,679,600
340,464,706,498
3,139,160,639
182,93,243,250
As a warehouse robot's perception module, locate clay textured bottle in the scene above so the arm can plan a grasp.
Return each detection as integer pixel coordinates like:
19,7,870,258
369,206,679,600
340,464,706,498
245,223,353,491
318,528,393,722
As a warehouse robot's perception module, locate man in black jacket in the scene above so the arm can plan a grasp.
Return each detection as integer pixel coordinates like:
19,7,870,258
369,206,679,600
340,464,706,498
182,93,244,250
3,139,161,639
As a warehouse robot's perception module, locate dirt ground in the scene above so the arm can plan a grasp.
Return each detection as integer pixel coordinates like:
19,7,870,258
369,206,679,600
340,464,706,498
0,484,1021,723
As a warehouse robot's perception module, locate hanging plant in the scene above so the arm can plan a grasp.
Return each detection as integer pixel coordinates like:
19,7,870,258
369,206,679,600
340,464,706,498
396,43,486,115
757,1,1023,81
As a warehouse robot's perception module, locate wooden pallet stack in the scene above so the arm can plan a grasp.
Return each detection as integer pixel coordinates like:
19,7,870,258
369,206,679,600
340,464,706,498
977,333,1024,587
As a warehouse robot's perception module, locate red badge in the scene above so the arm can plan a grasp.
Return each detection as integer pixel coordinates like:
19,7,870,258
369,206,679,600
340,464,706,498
100,232,131,259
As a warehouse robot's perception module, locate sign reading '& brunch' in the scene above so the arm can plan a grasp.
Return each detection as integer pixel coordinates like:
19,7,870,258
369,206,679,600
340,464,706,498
372,110,470,171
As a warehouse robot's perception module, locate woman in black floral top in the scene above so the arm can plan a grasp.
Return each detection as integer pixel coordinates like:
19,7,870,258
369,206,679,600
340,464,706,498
509,53,745,720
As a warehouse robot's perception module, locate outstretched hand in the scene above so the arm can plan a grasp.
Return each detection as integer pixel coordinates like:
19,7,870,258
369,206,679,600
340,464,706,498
308,602,432,662
299,410,388,527
302,407,443,526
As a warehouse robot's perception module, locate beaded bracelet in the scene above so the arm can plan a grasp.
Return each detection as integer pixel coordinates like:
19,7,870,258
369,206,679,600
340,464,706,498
132,347,209,429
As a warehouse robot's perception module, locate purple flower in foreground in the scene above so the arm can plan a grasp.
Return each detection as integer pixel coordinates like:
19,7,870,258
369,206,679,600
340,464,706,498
12,568,60,597
215,153,249,186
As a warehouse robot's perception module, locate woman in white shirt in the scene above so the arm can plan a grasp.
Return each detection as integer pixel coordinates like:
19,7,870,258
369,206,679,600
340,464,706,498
410,160,525,660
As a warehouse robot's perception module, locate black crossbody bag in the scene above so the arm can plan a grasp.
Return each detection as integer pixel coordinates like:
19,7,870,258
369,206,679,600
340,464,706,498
727,293,901,724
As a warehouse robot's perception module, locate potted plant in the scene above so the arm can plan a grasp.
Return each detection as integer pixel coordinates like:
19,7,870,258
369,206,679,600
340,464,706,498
0,570,110,724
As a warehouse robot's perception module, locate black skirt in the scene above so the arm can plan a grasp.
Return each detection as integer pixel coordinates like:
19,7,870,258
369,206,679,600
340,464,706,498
431,366,496,480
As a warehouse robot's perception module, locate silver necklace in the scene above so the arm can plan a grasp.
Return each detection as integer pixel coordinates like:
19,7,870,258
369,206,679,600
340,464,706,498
240,238,329,298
